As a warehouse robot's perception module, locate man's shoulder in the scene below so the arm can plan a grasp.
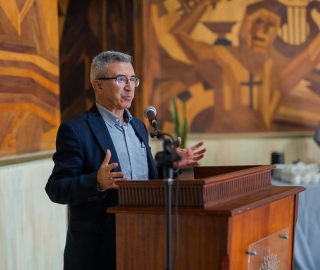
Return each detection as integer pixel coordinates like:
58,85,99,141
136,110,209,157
59,106,102,133
61,111,89,127
62,104,99,125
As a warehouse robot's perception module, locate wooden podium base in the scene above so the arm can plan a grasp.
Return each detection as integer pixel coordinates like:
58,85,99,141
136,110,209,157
108,166,305,270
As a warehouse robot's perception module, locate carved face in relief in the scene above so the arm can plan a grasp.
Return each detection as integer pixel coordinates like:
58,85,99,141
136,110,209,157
241,9,281,53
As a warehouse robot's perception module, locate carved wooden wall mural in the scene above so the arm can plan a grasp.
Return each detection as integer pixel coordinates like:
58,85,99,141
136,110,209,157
142,0,320,133
1,0,320,159
0,0,59,157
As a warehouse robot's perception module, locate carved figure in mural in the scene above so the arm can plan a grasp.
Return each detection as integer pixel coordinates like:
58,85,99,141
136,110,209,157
150,0,320,133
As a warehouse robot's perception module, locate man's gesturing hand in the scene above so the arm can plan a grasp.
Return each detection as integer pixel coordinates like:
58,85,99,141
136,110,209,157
97,150,126,190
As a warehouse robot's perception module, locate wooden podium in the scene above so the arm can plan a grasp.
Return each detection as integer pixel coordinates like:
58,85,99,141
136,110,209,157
108,165,305,270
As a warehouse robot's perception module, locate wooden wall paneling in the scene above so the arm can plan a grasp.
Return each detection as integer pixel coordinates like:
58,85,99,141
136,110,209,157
59,0,137,122
0,0,60,157
133,0,144,120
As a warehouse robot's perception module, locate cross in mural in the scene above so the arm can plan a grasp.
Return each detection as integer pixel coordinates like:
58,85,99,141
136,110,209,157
241,73,263,109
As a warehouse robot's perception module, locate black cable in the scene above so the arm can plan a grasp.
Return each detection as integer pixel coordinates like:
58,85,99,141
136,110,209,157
173,159,180,270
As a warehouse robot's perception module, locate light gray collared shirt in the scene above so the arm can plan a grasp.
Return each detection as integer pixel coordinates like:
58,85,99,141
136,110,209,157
96,102,149,180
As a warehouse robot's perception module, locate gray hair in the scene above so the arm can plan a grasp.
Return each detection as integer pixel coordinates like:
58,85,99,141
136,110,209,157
90,51,133,82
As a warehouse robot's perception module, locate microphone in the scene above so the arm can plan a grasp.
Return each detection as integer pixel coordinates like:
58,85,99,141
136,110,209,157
144,106,158,129
144,106,180,148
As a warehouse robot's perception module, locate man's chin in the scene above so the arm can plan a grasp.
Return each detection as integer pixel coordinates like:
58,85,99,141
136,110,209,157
122,101,132,109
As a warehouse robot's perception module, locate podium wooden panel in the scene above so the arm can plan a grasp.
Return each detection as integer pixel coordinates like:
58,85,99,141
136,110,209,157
108,165,305,270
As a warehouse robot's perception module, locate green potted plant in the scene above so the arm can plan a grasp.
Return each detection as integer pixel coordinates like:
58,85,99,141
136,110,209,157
170,95,189,149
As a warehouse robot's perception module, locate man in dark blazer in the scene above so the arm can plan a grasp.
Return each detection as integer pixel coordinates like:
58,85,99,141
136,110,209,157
45,51,206,270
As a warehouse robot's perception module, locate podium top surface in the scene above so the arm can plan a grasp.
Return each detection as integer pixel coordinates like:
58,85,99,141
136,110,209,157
109,185,305,216
116,165,279,208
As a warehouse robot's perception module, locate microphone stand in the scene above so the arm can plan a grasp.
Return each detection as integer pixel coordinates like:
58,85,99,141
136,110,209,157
151,129,180,270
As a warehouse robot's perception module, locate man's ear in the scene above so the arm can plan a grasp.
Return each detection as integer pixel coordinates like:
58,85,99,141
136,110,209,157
92,80,102,93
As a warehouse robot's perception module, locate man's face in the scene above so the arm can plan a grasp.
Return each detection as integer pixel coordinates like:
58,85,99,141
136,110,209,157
246,9,281,53
96,61,136,112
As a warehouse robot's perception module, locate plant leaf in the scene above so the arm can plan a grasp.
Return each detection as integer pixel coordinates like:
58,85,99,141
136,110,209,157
181,101,188,148
170,95,180,137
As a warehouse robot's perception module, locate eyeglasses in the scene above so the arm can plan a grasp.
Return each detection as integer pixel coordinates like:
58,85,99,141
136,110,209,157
97,75,140,87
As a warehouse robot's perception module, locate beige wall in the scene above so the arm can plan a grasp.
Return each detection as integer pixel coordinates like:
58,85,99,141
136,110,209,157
0,156,67,270
150,134,320,167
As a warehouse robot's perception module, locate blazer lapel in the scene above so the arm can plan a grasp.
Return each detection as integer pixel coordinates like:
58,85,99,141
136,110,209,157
86,104,122,172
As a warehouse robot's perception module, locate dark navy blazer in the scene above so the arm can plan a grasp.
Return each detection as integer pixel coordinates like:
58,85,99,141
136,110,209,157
45,104,160,269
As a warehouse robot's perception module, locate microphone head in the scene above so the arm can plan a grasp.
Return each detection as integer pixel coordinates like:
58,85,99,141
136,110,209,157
144,106,157,119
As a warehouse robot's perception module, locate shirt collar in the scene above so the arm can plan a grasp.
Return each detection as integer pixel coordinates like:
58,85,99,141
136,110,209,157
95,102,132,127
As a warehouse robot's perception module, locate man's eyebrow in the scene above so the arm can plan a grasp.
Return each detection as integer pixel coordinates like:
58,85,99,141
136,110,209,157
115,74,137,77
